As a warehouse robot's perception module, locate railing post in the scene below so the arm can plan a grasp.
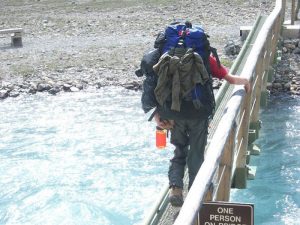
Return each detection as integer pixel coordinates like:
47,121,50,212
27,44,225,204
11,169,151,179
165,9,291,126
260,41,270,107
251,51,264,122
216,125,236,201
232,87,251,189
291,0,296,25
297,0,300,20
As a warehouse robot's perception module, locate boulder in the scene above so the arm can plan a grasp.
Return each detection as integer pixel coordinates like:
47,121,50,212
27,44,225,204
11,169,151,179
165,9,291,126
0,90,9,99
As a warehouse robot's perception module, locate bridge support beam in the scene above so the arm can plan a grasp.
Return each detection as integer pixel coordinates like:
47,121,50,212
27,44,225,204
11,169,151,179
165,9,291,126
232,167,247,189
260,90,269,107
282,24,300,39
249,143,261,156
248,129,257,145
249,120,261,141
268,66,275,82
240,25,252,41
11,32,23,47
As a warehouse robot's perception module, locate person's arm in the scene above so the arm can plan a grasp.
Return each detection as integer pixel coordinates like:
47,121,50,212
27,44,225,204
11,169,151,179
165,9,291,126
209,56,250,93
223,73,251,93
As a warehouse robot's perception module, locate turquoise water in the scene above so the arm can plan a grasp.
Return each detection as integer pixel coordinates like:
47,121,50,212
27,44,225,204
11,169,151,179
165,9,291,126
0,88,299,225
231,94,300,225
0,87,173,225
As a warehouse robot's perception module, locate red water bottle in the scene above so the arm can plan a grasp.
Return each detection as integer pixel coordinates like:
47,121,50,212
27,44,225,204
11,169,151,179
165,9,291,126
156,126,167,149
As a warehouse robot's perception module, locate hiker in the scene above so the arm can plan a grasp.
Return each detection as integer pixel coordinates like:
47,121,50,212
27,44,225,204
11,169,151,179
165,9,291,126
154,54,250,207
136,21,250,207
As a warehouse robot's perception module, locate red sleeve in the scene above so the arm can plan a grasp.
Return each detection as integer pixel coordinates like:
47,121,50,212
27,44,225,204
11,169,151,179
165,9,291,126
209,55,228,79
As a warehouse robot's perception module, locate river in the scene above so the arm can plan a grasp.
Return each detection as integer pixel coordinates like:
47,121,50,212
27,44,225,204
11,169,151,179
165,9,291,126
0,88,299,225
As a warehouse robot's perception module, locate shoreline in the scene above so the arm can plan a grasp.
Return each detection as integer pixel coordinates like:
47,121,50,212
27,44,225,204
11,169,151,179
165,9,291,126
0,0,285,100
268,39,300,96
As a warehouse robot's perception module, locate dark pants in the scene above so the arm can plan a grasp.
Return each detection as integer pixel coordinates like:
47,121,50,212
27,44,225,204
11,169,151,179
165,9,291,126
168,118,208,189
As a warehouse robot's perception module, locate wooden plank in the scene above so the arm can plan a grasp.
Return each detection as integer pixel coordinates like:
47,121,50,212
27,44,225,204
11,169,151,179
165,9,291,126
216,127,236,201
240,26,253,41
297,0,300,20
282,24,300,38
292,0,296,25
0,28,23,35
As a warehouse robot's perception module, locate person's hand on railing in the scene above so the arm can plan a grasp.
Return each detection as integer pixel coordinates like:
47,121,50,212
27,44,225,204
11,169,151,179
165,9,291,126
224,73,251,93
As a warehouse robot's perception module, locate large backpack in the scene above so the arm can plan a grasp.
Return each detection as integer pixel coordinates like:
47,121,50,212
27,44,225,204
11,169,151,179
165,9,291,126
137,21,219,119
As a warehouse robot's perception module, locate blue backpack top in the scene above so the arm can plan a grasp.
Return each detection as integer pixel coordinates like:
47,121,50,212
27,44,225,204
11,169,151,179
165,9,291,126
162,23,211,61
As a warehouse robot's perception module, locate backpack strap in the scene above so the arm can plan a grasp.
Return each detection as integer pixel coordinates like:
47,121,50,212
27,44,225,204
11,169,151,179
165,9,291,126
210,47,221,68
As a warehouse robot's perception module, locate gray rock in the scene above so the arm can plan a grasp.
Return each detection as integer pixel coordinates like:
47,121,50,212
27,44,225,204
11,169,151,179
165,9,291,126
18,83,29,89
291,90,300,95
284,82,291,90
0,90,9,99
28,88,37,94
75,83,84,90
37,83,52,92
63,83,72,91
122,81,141,91
266,83,273,89
1,81,13,89
273,83,282,89
48,86,60,95
283,39,299,47
30,82,37,89
56,69,65,73
70,86,79,92
28,83,37,94
9,91,20,97
224,40,241,56
282,47,288,53
284,43,296,51
293,47,300,54
291,85,297,91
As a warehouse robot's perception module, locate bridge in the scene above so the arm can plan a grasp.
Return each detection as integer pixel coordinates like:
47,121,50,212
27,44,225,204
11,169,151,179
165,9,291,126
142,0,300,224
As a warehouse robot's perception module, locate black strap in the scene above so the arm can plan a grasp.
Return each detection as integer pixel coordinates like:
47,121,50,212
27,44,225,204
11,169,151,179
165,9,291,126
210,47,221,68
148,108,158,121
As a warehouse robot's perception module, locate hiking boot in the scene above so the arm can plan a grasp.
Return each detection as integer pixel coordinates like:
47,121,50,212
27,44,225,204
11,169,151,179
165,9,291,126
169,186,183,207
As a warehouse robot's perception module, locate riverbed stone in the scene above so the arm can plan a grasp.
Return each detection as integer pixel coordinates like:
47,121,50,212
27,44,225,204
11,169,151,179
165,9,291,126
70,86,79,92
284,82,291,90
75,83,84,90
28,83,38,94
0,90,9,99
37,83,52,92
1,81,13,90
48,86,60,95
293,47,300,54
63,83,72,91
9,91,20,98
272,38,300,95
224,40,241,56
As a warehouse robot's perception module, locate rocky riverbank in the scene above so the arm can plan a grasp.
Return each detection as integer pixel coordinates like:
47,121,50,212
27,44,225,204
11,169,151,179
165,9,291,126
0,0,280,100
269,38,300,96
